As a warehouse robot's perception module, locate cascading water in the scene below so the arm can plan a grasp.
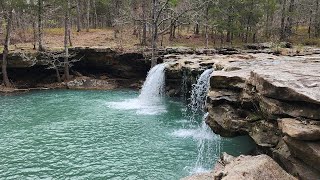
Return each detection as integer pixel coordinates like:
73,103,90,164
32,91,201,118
174,68,221,174
107,63,167,115
138,63,166,102
181,69,189,101
189,69,213,116
188,69,221,173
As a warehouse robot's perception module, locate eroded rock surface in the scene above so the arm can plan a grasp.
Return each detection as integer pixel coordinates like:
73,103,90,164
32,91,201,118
279,118,320,141
182,154,296,180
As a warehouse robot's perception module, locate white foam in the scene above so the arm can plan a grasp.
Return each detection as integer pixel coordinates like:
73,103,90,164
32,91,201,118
189,166,211,175
171,126,214,141
107,64,167,115
107,98,167,115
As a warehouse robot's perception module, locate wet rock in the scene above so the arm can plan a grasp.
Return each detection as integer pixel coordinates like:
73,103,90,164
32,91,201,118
283,136,320,169
279,118,320,141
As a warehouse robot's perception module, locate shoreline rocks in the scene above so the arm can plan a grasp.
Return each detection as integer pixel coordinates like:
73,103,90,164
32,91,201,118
165,53,320,180
182,153,296,180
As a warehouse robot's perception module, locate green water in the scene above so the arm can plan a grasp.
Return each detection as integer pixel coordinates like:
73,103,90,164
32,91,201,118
0,90,255,180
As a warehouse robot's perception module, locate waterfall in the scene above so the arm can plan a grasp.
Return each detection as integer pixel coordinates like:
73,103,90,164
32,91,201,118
107,63,167,115
139,64,166,103
193,113,221,174
181,69,188,101
187,69,213,123
187,69,221,174
189,69,213,113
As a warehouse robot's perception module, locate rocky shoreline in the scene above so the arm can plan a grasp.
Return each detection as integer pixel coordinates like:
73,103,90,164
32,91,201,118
165,53,320,179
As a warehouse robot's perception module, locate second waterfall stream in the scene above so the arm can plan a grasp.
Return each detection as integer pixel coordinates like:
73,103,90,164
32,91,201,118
173,69,221,174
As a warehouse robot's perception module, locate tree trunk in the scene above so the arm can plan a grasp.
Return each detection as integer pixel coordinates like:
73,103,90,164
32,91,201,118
195,23,200,35
280,0,287,41
141,0,147,46
308,10,313,39
55,67,62,83
205,4,209,49
86,0,90,32
33,21,37,50
64,0,71,81
151,0,158,67
38,0,45,51
92,0,98,29
68,1,72,47
315,0,320,37
285,0,295,39
2,9,13,87
76,0,82,32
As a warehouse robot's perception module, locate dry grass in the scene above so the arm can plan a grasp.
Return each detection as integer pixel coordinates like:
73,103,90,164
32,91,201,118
8,27,227,52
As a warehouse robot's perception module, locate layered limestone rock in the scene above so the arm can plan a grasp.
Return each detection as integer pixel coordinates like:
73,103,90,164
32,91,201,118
166,53,320,180
204,54,320,179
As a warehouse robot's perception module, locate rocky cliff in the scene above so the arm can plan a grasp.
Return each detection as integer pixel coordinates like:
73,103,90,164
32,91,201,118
0,47,150,90
165,53,320,180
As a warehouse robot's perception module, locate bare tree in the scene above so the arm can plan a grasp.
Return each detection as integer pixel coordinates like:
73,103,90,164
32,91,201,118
64,0,71,81
86,0,90,32
76,0,82,32
38,0,45,51
2,6,13,87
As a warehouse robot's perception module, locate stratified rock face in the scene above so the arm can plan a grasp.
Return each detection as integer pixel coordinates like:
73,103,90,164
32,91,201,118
182,154,296,180
203,55,320,179
279,118,320,141
283,136,320,168
2,47,150,88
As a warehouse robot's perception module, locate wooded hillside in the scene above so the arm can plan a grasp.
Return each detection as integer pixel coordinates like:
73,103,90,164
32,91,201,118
1,0,320,87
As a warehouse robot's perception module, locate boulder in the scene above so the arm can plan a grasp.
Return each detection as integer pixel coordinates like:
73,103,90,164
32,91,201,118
279,118,320,141
213,154,296,180
283,136,320,169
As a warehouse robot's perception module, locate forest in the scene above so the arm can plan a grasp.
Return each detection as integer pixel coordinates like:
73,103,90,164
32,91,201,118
1,1,320,180
1,0,320,49
0,0,319,87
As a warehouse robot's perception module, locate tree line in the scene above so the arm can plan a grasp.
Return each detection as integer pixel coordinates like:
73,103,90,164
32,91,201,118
1,0,320,87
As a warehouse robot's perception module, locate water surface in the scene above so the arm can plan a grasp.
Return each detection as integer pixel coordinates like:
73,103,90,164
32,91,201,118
0,90,255,179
